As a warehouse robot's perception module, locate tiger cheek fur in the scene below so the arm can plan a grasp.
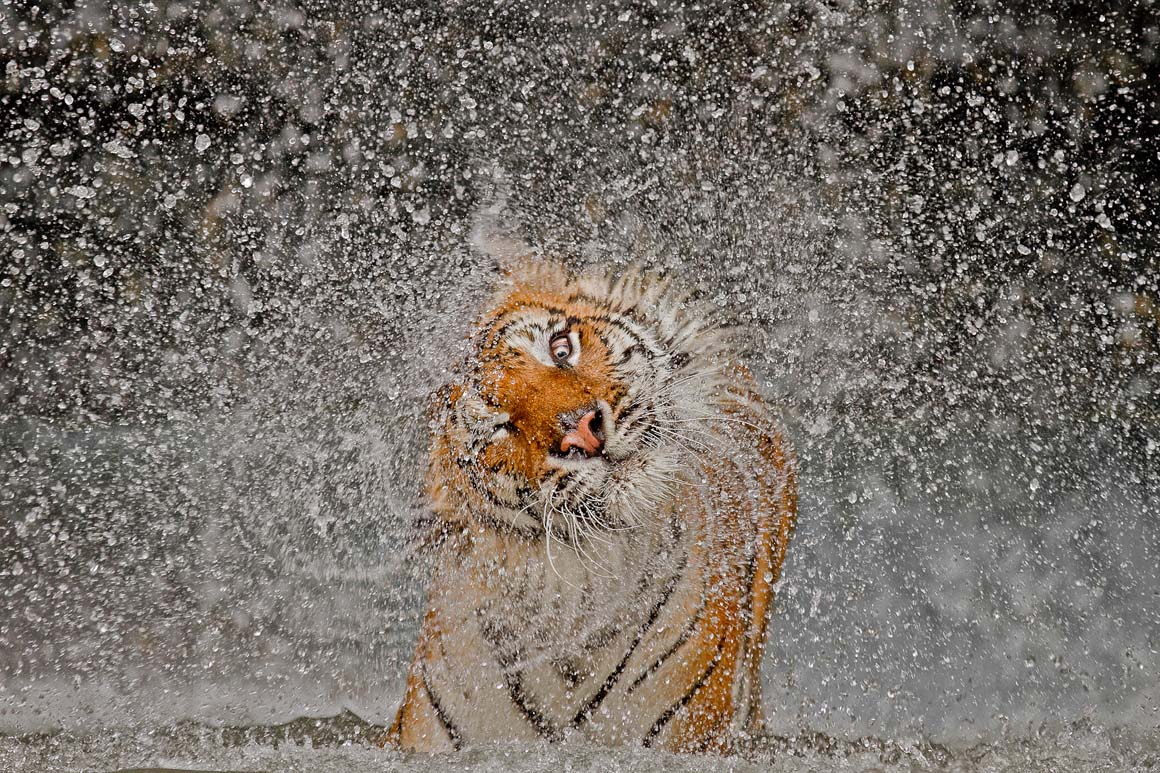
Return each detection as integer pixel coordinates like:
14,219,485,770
386,262,798,754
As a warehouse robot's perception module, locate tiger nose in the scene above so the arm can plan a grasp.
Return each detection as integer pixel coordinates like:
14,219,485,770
560,408,605,457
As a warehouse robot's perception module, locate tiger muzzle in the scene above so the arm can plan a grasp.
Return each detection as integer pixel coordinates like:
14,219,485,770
558,406,605,457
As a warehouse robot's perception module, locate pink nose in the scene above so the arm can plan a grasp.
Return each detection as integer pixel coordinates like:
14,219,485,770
560,409,604,457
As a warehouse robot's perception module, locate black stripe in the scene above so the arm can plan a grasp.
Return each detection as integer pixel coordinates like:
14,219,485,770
479,621,564,741
553,657,583,689
504,671,563,741
575,621,624,655
642,480,764,746
610,391,636,420
543,467,570,486
587,304,652,331
485,312,544,349
591,314,639,358
489,306,571,346
554,471,577,496
569,553,689,728
642,634,728,747
606,382,629,409
604,316,666,359
573,498,613,530
743,686,759,728
455,456,520,508
617,400,650,435
453,458,543,539
421,667,463,750
514,484,537,509
565,291,614,308
626,597,707,694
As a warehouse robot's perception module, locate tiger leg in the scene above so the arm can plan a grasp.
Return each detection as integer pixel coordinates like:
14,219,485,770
727,394,799,737
639,589,748,754
667,643,745,753
718,432,797,744
386,659,461,752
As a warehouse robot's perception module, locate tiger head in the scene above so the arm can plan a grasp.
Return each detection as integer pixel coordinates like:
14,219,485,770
430,261,729,541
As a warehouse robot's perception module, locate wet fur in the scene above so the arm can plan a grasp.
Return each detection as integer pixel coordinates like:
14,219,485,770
387,261,798,753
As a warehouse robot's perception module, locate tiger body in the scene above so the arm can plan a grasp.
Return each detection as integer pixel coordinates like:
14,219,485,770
390,262,797,753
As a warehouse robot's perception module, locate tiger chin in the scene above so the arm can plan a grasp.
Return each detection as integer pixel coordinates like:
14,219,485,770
385,255,798,755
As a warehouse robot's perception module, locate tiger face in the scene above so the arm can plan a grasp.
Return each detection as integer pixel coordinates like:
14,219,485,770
435,264,725,540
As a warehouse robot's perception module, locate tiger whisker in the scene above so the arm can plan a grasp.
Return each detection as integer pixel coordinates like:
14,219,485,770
645,424,717,456
560,501,616,577
660,412,770,436
545,481,620,577
542,490,586,590
646,418,721,446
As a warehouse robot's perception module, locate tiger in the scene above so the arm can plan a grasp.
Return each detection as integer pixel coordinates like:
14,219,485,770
386,255,798,754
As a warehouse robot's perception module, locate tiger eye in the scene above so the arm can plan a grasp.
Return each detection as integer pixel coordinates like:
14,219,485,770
550,332,572,363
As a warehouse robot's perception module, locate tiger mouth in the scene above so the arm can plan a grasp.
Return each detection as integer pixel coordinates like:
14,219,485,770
549,446,606,462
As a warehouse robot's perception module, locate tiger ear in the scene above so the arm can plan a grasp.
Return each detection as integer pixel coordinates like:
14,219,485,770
468,163,535,276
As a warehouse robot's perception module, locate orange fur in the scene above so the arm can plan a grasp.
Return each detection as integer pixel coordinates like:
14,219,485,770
388,263,797,754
